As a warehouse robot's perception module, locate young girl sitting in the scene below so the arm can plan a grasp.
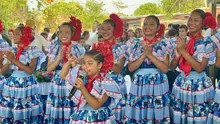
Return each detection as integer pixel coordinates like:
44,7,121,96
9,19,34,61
60,42,122,123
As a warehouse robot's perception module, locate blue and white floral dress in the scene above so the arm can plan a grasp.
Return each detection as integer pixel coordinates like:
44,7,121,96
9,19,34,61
0,46,46,124
44,40,85,124
171,36,216,124
124,38,172,123
0,34,10,95
105,42,127,123
66,65,122,124
206,32,220,124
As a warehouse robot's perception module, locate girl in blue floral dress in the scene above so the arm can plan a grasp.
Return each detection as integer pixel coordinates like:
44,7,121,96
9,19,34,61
0,34,11,95
124,15,172,123
44,17,85,124
207,30,220,123
0,20,11,95
100,14,127,123
60,41,122,123
170,9,216,124
0,26,46,123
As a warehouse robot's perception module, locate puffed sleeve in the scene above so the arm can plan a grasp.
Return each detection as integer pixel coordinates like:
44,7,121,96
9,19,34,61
90,77,122,109
193,37,216,65
47,40,60,61
127,38,144,62
27,46,46,70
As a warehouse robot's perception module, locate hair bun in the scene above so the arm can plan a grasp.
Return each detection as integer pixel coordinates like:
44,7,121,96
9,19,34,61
69,16,82,41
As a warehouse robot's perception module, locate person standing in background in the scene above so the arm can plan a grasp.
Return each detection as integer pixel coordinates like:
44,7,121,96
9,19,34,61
26,19,50,54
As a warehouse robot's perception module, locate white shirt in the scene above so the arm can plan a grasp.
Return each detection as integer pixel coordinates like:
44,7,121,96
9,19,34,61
30,33,50,50
86,32,98,46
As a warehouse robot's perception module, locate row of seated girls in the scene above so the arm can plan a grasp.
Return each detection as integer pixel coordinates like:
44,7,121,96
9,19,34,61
0,9,220,124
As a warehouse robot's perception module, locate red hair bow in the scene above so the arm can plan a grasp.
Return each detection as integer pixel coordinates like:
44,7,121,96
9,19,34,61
16,26,33,60
156,24,165,38
0,20,3,33
69,16,82,41
92,41,114,75
110,14,123,38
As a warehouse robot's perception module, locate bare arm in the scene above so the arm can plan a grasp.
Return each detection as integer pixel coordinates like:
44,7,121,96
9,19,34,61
11,58,37,74
181,50,208,73
75,78,109,110
60,56,78,79
4,51,37,74
47,48,63,72
148,54,169,73
60,62,71,79
81,87,108,110
128,54,146,72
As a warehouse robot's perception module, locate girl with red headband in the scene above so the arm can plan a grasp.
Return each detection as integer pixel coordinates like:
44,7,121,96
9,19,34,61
44,17,85,124
0,19,11,96
0,26,46,123
99,14,128,123
170,9,216,123
124,15,172,123
207,23,220,123
60,41,121,123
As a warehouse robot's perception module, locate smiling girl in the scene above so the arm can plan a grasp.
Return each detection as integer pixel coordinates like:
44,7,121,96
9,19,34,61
0,26,46,123
44,17,85,124
60,42,122,123
124,15,172,123
170,9,216,124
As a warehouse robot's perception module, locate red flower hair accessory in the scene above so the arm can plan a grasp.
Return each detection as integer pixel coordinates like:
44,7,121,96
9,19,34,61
110,14,123,38
16,26,33,60
156,24,165,38
203,12,216,29
69,16,82,41
92,41,114,75
8,29,14,33
0,19,3,33
20,26,33,46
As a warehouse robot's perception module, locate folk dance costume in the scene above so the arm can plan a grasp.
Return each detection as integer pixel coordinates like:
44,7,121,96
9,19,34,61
44,40,85,123
124,35,173,123
0,20,10,95
171,35,216,123
66,66,122,124
0,34,10,95
108,41,127,123
44,16,85,124
0,27,46,123
67,41,122,124
207,32,220,124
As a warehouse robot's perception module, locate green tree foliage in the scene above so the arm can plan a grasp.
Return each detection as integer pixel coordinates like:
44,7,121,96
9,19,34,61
0,0,29,29
134,3,163,16
82,0,108,30
161,0,205,18
42,1,84,31
112,0,128,16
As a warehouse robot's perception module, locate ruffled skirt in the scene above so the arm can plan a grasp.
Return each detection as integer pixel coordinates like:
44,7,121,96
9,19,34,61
44,71,77,124
124,68,171,124
0,74,43,124
171,71,214,124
